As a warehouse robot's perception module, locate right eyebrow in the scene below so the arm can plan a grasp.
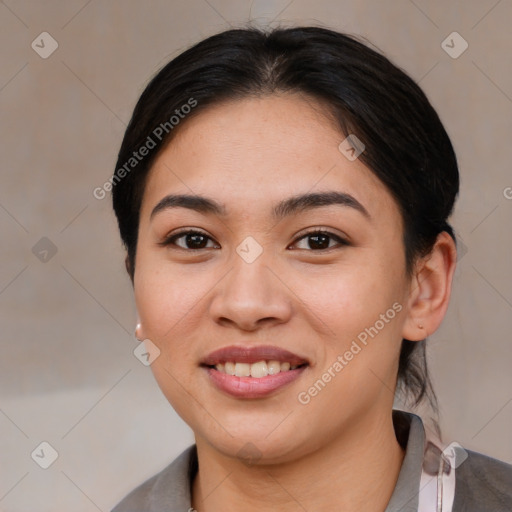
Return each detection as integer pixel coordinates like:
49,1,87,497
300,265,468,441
150,194,227,221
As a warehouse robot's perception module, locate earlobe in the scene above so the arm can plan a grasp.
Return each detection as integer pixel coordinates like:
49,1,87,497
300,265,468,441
402,232,457,342
135,321,145,341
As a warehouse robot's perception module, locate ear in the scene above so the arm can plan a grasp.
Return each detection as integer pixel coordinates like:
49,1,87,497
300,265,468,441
402,231,457,341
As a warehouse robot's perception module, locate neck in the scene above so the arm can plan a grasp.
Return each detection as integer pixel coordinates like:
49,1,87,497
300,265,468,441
191,409,406,512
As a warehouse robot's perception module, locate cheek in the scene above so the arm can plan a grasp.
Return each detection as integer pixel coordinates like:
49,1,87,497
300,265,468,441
292,261,403,337
133,264,203,417
292,259,406,396
134,256,211,341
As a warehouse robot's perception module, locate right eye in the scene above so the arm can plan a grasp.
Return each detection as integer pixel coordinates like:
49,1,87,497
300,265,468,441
159,229,220,251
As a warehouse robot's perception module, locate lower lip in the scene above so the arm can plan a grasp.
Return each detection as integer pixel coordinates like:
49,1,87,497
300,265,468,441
204,366,307,398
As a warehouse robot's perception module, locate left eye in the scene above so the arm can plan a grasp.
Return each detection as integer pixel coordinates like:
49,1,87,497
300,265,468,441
290,230,348,251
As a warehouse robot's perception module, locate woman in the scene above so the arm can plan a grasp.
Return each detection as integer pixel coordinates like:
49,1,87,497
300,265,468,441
110,26,512,512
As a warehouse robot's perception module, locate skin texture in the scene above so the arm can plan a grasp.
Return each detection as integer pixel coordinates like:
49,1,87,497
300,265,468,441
132,93,457,512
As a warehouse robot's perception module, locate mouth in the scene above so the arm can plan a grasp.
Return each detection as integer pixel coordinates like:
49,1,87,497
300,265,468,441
201,345,309,398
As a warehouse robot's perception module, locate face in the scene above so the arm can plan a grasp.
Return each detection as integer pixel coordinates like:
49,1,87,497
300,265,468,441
133,93,413,463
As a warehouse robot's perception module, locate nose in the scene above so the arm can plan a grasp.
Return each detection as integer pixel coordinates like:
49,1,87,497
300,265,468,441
208,252,293,332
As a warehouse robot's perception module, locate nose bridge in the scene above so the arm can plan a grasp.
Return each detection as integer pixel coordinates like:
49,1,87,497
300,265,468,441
233,244,273,294
209,240,291,329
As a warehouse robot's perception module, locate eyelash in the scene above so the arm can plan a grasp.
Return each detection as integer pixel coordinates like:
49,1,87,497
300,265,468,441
158,228,349,252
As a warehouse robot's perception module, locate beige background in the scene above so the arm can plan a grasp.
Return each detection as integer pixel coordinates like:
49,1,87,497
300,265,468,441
1,0,511,510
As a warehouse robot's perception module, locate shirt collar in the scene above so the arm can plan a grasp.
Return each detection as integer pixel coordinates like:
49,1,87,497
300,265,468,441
384,409,426,512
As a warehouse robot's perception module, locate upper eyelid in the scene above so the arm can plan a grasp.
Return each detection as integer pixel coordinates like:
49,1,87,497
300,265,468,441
293,226,349,241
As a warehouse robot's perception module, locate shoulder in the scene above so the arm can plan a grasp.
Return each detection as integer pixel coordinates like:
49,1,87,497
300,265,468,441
453,448,512,512
110,445,197,512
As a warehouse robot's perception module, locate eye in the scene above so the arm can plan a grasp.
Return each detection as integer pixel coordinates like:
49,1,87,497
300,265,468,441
158,229,219,250
158,228,349,252
290,229,349,251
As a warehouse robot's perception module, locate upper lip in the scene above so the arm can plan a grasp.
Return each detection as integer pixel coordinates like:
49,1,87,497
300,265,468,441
201,345,310,366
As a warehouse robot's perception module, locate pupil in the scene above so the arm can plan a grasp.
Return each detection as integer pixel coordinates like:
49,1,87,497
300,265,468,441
188,234,206,248
310,234,329,249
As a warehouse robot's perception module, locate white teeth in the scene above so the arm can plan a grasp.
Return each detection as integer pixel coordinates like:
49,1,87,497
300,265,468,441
280,362,290,372
267,360,281,375
250,361,268,378
234,362,251,377
224,362,236,375
213,360,303,377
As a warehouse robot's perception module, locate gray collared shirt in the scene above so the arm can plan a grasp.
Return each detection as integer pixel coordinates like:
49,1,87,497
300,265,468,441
111,410,512,511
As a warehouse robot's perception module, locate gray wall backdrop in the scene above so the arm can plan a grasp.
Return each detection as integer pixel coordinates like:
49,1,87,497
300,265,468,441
1,0,511,510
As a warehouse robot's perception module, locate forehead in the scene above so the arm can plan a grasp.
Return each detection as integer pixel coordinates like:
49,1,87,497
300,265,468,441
140,93,399,224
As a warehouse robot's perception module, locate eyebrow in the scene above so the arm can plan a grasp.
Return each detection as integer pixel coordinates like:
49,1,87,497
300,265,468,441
150,191,370,221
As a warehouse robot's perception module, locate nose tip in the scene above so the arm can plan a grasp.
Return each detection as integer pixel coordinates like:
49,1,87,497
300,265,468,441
209,257,292,331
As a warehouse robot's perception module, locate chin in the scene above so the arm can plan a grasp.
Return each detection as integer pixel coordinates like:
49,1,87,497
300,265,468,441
195,421,312,465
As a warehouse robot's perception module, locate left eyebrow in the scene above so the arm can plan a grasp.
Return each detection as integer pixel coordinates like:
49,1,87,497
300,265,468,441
272,191,370,220
149,190,370,221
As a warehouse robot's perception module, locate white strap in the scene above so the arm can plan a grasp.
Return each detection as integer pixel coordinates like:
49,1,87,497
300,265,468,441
418,441,462,511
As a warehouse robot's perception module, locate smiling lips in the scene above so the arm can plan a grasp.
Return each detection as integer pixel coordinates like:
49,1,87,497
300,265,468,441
201,345,309,398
